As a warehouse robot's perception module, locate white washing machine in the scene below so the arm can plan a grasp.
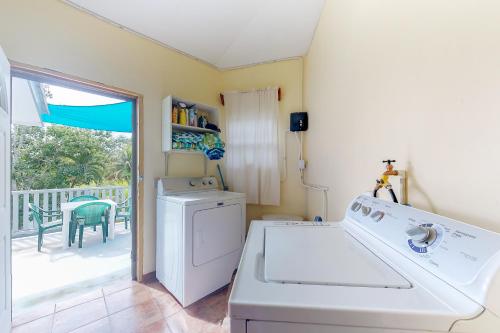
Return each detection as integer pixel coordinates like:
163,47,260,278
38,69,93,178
156,176,246,307
229,194,500,332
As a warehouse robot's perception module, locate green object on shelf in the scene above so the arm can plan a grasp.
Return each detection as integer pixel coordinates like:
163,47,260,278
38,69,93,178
115,197,132,230
69,202,111,248
202,133,225,160
29,204,63,252
172,132,204,151
171,129,226,160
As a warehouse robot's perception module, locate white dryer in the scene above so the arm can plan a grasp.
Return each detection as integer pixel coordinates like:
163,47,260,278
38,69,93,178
229,194,500,332
156,177,246,307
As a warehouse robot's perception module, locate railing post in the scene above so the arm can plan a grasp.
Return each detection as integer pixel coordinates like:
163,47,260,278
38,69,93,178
23,192,30,230
42,191,49,223
49,191,57,221
34,191,40,211
60,190,67,204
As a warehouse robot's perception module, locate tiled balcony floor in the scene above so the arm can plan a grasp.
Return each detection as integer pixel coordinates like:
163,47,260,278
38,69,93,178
11,279,230,333
12,223,132,316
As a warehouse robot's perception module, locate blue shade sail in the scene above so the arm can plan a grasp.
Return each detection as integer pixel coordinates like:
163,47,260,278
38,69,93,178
42,101,133,133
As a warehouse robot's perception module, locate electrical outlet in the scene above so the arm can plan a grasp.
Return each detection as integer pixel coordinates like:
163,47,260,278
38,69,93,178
298,160,306,170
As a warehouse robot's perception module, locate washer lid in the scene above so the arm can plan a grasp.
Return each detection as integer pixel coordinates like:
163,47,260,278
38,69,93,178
264,226,411,288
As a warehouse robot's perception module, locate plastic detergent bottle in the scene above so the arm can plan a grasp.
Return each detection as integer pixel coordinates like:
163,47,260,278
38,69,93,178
172,106,179,124
179,108,187,125
188,108,197,127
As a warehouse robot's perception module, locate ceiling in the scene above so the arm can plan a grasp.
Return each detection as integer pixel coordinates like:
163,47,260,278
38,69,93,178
64,0,325,69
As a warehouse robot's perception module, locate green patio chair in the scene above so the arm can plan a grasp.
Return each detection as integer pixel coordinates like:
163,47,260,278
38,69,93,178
115,197,132,230
29,204,63,252
69,202,111,248
70,195,99,202
70,195,99,231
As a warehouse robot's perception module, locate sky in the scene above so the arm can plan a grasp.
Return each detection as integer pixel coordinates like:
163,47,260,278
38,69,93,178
46,84,125,106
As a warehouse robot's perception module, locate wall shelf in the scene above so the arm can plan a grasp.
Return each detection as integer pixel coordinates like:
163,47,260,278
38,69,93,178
162,95,220,153
172,123,218,134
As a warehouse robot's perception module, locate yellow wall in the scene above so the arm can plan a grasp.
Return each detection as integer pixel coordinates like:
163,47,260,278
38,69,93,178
304,0,500,232
221,60,306,224
0,0,222,274
4,0,498,277
0,0,308,275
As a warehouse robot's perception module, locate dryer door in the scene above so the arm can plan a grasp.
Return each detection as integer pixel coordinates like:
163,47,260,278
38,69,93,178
192,204,243,267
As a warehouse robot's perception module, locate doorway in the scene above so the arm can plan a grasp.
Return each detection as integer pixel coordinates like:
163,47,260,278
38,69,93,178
9,63,143,322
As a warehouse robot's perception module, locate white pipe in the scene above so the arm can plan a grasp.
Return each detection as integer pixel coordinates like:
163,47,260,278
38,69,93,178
395,170,408,205
281,129,330,219
300,169,329,219
294,131,330,220
281,131,289,183
294,132,302,159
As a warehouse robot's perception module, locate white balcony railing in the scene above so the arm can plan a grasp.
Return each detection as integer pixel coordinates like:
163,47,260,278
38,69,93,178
11,186,128,237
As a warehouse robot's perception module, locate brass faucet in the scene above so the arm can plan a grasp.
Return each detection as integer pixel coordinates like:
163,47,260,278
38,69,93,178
373,160,400,203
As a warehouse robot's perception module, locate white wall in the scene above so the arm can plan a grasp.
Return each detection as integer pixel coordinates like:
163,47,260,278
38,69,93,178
304,0,500,232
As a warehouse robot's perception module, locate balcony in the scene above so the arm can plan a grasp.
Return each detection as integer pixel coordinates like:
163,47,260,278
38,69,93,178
11,185,128,237
11,185,132,315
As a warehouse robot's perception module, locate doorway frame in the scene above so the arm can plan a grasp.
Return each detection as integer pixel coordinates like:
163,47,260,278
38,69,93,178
9,61,144,281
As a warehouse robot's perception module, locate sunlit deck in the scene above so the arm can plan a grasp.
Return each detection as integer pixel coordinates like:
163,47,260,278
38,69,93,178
12,222,131,316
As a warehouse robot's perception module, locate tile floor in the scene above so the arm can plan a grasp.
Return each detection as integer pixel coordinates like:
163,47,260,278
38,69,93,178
11,279,230,333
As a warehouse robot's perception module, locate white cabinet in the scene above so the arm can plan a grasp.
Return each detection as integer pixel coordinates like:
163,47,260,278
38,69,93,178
162,95,220,153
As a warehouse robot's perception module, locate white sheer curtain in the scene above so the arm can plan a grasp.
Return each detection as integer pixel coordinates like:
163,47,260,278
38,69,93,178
224,87,280,205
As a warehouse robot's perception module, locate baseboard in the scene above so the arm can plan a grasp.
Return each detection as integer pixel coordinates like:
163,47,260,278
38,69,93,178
142,271,157,283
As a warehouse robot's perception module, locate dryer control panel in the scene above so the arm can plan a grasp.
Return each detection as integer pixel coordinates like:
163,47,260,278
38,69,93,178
157,176,218,196
345,195,500,294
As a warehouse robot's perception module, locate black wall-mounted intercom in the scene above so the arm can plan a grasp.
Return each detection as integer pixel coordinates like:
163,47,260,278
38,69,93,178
290,112,308,132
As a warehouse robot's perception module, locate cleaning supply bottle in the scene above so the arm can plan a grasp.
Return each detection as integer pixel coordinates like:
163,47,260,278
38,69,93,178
179,108,187,125
172,106,179,124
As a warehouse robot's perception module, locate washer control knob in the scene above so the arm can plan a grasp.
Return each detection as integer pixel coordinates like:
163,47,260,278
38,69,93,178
189,180,196,187
361,206,372,216
370,211,384,222
208,179,214,185
202,180,207,185
351,202,362,212
406,226,431,243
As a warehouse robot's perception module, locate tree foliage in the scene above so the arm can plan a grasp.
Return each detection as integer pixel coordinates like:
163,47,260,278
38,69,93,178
12,125,132,190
